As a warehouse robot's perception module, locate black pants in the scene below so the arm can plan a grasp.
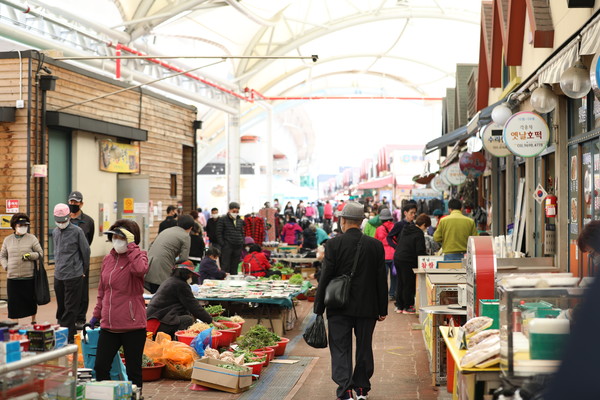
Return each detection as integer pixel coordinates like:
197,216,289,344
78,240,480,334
157,315,194,339
327,315,377,398
95,328,146,388
54,276,83,342
220,245,242,275
394,262,416,310
77,266,90,323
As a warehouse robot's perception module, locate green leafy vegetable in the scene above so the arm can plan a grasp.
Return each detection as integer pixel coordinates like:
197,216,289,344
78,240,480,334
288,274,304,285
217,363,247,371
142,354,154,367
237,324,278,350
204,305,224,315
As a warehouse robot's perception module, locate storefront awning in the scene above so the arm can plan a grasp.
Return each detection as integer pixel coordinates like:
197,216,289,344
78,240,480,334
357,175,394,190
424,99,504,155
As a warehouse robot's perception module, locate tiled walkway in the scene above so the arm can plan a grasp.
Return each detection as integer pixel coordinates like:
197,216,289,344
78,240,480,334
28,288,452,400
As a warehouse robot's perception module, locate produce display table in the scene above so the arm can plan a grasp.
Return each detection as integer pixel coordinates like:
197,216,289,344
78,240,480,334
439,326,501,400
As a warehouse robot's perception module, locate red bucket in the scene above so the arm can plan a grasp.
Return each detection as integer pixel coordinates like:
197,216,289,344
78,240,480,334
218,328,237,348
210,331,223,349
274,337,289,356
174,331,196,346
245,361,265,380
221,321,242,337
141,362,164,382
259,346,275,361
252,350,268,367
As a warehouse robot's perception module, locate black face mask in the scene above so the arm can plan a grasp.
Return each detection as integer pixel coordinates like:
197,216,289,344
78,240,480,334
68,204,80,214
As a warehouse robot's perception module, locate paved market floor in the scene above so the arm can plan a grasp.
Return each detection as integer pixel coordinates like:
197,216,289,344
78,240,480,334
23,287,452,400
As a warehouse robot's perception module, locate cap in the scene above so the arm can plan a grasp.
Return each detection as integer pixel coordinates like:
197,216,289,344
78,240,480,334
174,260,200,276
103,227,125,238
229,201,240,210
53,203,71,223
379,208,393,221
14,218,30,225
244,237,255,245
68,191,83,202
339,202,365,221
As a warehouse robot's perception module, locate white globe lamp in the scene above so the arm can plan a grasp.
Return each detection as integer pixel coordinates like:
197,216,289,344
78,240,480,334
491,103,513,125
560,60,592,99
531,84,557,114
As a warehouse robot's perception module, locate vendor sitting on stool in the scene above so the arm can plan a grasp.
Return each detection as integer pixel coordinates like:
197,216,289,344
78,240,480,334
242,244,282,278
146,261,224,338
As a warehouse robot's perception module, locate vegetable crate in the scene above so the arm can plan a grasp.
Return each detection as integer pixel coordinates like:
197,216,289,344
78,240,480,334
191,357,253,394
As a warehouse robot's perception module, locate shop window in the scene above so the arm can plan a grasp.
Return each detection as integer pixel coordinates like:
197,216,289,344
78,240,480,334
170,173,177,197
568,97,589,138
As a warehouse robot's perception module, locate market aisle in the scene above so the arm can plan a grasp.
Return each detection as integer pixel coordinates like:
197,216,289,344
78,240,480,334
13,287,451,399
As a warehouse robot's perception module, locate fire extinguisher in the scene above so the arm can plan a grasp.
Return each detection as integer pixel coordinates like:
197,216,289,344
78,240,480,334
545,194,557,218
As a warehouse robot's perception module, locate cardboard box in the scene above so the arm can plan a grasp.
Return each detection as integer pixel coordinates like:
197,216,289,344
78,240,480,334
84,381,131,400
437,261,462,269
191,357,253,393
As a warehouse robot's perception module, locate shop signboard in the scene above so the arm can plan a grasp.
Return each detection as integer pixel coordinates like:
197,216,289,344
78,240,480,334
481,122,511,157
459,152,486,178
99,140,140,173
503,111,550,157
431,174,449,192
444,162,467,186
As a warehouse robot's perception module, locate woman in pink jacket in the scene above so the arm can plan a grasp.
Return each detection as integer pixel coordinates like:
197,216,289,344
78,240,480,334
89,219,148,389
281,217,303,245
374,208,397,300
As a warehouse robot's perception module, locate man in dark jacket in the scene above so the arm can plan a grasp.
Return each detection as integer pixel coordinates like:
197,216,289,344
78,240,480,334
67,190,96,330
206,207,219,244
158,205,178,233
314,202,387,400
146,261,222,337
393,214,430,314
216,202,245,275
386,202,417,248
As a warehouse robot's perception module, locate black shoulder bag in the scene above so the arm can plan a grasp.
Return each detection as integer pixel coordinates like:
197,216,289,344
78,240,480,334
34,259,51,305
324,236,363,309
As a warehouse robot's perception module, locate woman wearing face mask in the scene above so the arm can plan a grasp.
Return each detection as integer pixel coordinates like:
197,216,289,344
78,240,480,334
89,220,148,391
146,261,224,337
0,213,43,324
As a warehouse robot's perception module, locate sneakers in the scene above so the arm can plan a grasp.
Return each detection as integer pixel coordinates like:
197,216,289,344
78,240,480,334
355,388,369,399
394,307,403,314
403,306,416,315
337,389,354,400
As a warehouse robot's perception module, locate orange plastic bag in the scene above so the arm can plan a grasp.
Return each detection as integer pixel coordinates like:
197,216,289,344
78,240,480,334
146,332,199,379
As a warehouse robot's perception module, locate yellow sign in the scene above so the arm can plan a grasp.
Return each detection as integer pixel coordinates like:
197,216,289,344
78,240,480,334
123,198,134,214
0,215,11,229
99,140,140,173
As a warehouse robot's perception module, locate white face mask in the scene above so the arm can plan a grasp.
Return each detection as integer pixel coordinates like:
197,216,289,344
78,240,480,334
112,239,128,254
230,213,239,218
211,214,219,219
15,226,28,235
56,221,69,230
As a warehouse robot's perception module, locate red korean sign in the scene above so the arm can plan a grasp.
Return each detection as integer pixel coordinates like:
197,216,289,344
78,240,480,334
6,199,18,213
459,151,486,178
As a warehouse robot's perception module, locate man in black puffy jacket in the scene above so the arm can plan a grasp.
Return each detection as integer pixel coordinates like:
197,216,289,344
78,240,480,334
216,202,245,275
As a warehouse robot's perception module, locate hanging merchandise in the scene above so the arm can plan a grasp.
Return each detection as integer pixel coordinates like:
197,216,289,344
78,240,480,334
481,122,512,157
503,111,550,157
443,163,467,186
431,174,450,192
459,152,486,178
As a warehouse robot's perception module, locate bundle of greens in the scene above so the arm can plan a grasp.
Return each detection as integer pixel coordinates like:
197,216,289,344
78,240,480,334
204,305,224,315
288,274,304,285
216,363,248,371
280,267,294,275
237,324,277,350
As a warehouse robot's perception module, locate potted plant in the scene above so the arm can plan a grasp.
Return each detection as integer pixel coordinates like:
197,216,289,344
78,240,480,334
141,354,164,382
